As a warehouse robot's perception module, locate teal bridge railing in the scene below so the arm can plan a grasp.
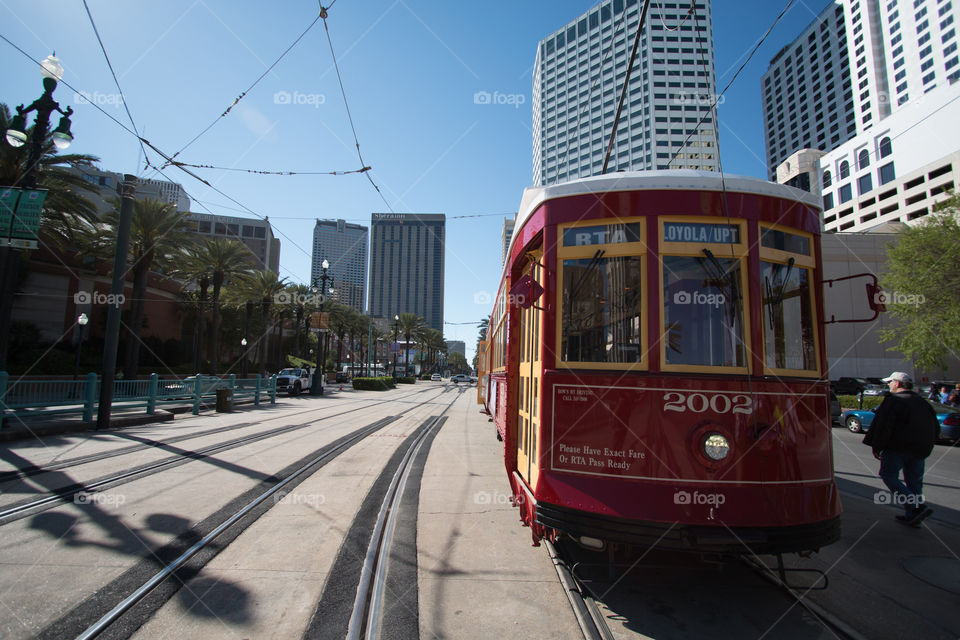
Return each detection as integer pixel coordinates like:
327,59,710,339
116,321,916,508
0,373,277,429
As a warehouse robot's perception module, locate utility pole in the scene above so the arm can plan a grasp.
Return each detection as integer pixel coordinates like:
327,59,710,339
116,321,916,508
96,175,136,429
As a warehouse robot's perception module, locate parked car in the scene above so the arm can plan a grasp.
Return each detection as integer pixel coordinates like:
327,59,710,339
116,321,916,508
840,404,960,442
451,374,470,383
275,368,310,396
830,391,842,427
431,373,442,381
862,384,887,396
832,377,869,395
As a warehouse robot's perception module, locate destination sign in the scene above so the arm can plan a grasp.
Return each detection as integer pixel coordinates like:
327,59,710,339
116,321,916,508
563,222,642,247
663,222,740,244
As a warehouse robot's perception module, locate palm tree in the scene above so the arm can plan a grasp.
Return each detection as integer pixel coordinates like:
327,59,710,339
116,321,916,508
327,302,352,373
398,312,425,378
286,283,315,357
191,239,255,373
233,270,287,374
93,198,192,379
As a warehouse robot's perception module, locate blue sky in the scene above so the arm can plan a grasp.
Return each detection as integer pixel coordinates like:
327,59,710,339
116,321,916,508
1,0,832,361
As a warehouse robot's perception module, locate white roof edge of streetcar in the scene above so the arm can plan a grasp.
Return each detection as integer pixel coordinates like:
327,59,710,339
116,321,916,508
500,169,823,287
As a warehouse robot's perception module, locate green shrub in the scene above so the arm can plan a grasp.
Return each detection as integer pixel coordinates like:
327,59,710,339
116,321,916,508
397,376,416,385
837,394,884,410
352,376,397,391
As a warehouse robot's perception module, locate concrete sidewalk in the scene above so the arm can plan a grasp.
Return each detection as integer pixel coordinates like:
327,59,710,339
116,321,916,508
417,390,577,639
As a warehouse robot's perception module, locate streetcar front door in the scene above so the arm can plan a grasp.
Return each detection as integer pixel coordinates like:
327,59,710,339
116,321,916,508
517,252,543,487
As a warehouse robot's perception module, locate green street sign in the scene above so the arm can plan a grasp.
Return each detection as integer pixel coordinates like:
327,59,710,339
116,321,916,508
11,188,47,240
0,188,17,236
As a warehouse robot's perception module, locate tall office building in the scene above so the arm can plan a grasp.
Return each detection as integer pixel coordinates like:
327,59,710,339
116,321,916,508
762,0,960,179
533,0,719,186
367,213,445,332
311,219,368,313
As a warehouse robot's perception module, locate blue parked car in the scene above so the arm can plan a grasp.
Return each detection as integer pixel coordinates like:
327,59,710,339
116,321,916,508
841,404,960,443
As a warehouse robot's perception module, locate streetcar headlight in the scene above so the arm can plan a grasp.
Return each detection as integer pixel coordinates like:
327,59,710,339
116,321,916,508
703,434,730,461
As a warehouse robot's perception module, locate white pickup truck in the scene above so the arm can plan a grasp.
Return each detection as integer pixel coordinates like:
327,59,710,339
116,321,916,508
275,368,311,396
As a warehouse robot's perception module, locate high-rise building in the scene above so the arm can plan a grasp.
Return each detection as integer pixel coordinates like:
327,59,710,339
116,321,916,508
185,213,281,273
367,213,445,332
760,2,855,179
762,0,960,179
532,0,719,187
69,166,192,216
501,216,515,265
311,219,368,313
765,0,960,231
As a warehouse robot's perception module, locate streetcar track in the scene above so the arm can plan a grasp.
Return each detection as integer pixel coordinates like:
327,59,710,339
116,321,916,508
304,393,459,640
0,387,448,526
0,387,437,485
35,388,455,640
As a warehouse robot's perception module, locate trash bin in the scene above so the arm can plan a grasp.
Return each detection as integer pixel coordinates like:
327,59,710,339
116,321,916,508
216,388,233,412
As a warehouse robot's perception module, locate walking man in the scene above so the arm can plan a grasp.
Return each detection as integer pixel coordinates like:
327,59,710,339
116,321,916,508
863,371,940,527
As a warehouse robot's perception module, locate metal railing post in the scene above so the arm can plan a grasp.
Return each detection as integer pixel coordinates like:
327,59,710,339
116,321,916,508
254,374,261,407
83,372,96,422
192,374,202,415
147,373,158,415
0,371,7,429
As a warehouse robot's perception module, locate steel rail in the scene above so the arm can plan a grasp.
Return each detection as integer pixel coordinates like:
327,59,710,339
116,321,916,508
0,387,439,523
545,539,614,640
72,387,452,640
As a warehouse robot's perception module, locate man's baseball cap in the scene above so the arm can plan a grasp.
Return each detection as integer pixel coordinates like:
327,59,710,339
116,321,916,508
882,371,913,384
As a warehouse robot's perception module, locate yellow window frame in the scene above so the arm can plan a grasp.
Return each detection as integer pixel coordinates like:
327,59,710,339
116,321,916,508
658,216,751,375
758,223,821,378
555,217,649,371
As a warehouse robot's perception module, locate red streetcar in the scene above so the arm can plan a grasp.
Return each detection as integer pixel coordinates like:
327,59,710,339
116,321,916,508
479,170,842,555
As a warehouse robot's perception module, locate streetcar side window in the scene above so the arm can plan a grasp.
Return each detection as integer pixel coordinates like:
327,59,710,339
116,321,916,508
759,224,819,376
557,219,648,369
561,255,645,363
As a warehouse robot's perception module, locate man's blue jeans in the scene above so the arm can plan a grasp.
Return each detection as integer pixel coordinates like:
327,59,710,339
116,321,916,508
879,450,926,517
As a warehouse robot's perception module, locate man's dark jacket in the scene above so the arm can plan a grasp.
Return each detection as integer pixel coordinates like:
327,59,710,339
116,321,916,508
863,390,940,457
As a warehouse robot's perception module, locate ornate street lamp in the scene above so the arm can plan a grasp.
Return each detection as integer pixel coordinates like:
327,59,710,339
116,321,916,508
0,54,76,372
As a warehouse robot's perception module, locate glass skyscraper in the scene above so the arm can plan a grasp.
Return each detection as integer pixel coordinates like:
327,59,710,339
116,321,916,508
311,219,368,313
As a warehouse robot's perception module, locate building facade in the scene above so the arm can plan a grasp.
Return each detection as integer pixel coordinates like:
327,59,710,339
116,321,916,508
367,213,445,332
533,0,719,187
820,82,960,232
762,0,960,180
311,219,368,313
184,213,281,273
70,166,192,217
445,340,466,357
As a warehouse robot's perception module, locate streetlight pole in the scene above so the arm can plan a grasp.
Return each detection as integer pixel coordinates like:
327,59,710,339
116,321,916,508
72,312,88,382
393,314,400,380
310,259,331,395
241,338,248,378
0,54,75,372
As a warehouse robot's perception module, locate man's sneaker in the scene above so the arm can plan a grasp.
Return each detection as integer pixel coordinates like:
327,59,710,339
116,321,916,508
908,507,934,527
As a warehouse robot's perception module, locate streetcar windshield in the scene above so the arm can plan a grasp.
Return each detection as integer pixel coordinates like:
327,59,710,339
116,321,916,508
561,254,644,363
662,254,747,368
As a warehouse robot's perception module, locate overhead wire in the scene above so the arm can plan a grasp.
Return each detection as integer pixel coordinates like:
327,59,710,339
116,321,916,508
668,0,798,168
81,0,150,171
161,11,323,168
319,7,394,212
168,162,372,176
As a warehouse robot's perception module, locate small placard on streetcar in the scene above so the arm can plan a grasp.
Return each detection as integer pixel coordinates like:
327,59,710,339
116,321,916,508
562,222,642,247
663,222,740,244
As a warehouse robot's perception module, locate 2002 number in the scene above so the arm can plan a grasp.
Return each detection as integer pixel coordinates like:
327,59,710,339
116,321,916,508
663,391,753,415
